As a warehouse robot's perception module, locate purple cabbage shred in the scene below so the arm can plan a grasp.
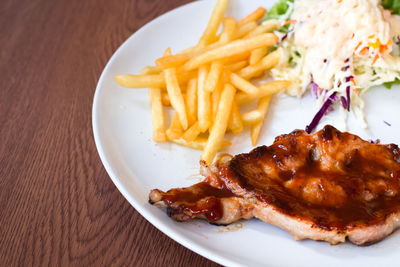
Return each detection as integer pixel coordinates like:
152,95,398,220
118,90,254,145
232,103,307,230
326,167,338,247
340,96,348,109
310,82,319,98
345,76,354,82
345,86,351,111
305,92,338,134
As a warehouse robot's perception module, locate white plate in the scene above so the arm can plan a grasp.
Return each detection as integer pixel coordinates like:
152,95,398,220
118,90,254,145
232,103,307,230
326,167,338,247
92,1,400,266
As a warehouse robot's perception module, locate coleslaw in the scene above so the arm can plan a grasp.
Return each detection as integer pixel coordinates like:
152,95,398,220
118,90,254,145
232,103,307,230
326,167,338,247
264,0,400,132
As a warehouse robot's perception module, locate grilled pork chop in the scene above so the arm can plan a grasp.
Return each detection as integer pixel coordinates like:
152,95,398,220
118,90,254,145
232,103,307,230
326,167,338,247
149,125,400,245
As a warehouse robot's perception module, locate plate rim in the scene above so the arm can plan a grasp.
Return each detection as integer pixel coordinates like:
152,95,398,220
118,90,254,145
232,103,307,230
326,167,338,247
92,1,400,266
92,1,243,266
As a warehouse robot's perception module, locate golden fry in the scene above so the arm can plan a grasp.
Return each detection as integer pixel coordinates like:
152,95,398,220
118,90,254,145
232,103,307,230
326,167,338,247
236,80,291,104
238,7,266,26
182,122,201,142
185,78,198,125
250,47,268,65
184,33,279,70
164,68,188,129
223,51,251,64
219,17,237,43
236,22,258,38
161,93,171,106
197,65,211,132
211,80,223,121
242,109,263,125
205,61,223,92
149,88,167,142
246,21,281,37
117,3,289,156
251,96,272,146
225,60,248,72
239,48,281,79
171,137,231,151
228,102,244,134
202,83,236,164
166,113,184,140
229,71,259,95
140,66,162,75
115,71,194,89
156,53,193,69
198,0,230,47
115,74,165,88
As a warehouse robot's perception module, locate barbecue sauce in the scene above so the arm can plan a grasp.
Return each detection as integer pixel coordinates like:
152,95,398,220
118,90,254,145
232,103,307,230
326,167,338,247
160,181,234,222
152,125,400,230
225,125,400,230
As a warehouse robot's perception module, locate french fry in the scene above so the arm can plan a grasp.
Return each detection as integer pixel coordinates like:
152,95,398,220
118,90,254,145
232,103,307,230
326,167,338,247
171,137,231,151
182,122,201,142
202,83,236,164
225,60,248,72
144,58,167,142
156,53,193,69
115,74,165,88
161,93,171,106
198,65,211,132
164,67,188,129
251,96,272,146
166,113,184,140
117,2,291,159
250,47,268,65
238,7,266,26
228,102,244,134
156,42,226,69
185,78,198,125
223,51,251,64
211,80,223,120
236,80,291,104
246,21,281,37
236,22,258,38
242,109,263,125
116,71,194,88
239,48,281,79
229,71,259,95
205,61,223,92
198,0,230,47
141,66,162,75
149,88,167,142
184,33,279,70
219,17,237,43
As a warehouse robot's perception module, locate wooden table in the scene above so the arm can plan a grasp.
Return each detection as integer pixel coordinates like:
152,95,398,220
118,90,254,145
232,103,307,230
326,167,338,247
0,0,220,265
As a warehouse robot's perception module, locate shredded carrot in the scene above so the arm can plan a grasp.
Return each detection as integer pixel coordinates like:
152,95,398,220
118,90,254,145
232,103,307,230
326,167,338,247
350,77,356,85
379,45,388,54
372,54,379,65
360,47,369,55
283,19,297,26
354,42,362,51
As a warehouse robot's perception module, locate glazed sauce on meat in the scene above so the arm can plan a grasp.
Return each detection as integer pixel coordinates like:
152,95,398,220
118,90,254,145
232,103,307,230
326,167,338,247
160,181,234,222
226,125,400,230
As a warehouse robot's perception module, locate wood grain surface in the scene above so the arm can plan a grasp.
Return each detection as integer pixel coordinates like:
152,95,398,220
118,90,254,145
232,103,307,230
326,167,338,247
0,0,221,266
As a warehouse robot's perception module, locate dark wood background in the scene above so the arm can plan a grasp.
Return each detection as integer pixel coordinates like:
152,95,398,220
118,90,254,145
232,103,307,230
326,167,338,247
0,0,221,266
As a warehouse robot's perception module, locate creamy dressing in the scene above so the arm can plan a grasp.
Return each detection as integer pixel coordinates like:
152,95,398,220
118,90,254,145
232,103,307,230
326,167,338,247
272,0,400,94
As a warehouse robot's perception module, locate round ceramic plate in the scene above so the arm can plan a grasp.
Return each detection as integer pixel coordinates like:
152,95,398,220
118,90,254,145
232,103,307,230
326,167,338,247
92,1,400,266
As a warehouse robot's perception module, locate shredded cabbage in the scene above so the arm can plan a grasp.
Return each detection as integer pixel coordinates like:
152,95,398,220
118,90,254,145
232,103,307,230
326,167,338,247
265,0,400,131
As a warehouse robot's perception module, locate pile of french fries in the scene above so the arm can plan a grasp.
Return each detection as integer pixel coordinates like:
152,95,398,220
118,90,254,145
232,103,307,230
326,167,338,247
115,0,291,164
